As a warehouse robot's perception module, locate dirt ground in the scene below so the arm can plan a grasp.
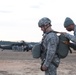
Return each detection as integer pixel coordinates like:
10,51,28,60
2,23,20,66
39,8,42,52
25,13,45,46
0,49,76,75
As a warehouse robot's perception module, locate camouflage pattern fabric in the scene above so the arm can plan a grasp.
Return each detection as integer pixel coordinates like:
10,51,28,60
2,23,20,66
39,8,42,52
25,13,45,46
64,25,76,43
40,32,60,75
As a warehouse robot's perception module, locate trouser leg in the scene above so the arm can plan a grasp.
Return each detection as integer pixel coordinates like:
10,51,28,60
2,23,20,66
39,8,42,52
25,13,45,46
45,63,57,75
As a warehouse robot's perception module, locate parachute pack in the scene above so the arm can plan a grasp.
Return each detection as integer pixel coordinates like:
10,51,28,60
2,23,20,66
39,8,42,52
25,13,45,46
56,34,72,59
32,31,72,59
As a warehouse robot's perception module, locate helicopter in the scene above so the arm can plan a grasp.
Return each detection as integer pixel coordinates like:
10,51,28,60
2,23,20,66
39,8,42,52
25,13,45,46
0,41,33,52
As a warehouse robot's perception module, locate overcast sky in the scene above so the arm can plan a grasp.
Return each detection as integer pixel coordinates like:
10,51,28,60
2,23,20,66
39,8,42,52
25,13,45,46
0,0,76,42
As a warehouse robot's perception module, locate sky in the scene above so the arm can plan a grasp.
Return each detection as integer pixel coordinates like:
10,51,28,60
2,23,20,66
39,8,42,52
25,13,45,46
0,0,76,42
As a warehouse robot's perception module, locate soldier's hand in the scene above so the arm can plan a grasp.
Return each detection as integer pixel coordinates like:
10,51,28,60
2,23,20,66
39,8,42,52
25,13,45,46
40,65,48,71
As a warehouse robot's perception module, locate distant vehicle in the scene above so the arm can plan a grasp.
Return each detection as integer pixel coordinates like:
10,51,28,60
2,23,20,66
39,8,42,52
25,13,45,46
0,41,33,52
0,45,12,51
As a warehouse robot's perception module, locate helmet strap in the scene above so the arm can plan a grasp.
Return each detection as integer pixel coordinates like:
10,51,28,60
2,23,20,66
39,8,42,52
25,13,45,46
44,24,51,32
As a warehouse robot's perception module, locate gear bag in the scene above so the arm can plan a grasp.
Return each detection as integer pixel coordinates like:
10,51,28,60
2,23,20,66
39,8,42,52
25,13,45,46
32,43,41,58
56,34,72,59
32,31,72,59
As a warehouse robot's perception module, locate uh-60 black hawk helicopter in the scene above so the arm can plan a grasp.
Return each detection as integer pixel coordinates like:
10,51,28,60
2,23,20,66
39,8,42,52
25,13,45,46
0,41,33,52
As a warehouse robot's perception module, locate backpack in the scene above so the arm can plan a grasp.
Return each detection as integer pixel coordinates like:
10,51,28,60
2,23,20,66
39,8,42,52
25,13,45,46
56,33,72,59
32,31,72,59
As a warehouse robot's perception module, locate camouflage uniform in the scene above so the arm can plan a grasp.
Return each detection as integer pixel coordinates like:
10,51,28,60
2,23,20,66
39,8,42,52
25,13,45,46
64,25,76,43
40,31,60,75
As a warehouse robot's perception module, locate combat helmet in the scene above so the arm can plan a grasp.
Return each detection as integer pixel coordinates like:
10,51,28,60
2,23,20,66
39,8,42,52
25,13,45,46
38,17,51,27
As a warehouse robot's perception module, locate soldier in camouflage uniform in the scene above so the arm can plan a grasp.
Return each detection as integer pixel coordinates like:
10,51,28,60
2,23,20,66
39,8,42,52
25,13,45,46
38,17,60,75
61,17,76,50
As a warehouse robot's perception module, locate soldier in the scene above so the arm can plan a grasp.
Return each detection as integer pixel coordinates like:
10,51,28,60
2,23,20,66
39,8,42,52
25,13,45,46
38,17,60,75
61,17,76,50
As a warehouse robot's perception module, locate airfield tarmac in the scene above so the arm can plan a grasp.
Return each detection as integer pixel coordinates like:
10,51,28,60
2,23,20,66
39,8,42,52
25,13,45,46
0,49,76,75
